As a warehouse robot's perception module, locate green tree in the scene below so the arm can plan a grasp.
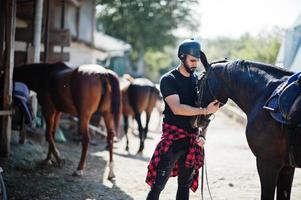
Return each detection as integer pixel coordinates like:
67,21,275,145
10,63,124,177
204,27,283,65
96,0,199,75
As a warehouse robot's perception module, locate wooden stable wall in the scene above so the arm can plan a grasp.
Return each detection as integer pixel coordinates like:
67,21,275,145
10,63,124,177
14,0,71,66
0,0,16,157
0,0,71,156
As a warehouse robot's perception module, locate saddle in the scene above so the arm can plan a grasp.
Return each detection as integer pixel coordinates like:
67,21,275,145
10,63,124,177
12,82,34,125
264,72,301,126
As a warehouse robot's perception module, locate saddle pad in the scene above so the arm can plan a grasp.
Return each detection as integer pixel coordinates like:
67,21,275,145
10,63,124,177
264,77,301,127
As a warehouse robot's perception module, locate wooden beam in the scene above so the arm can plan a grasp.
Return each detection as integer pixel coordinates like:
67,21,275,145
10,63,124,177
16,1,34,21
49,29,70,46
60,0,66,57
91,0,96,47
15,51,70,65
0,0,5,68
0,110,14,116
46,52,70,62
43,0,50,62
16,28,71,46
1,0,16,157
33,0,44,62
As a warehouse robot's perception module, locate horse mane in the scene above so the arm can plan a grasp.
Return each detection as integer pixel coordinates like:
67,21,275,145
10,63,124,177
232,60,293,79
210,59,293,81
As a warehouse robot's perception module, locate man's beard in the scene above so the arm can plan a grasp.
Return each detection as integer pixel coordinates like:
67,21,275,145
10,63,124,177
183,60,195,74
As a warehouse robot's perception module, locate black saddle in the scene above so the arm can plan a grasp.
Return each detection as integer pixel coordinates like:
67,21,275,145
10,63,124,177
264,72,301,126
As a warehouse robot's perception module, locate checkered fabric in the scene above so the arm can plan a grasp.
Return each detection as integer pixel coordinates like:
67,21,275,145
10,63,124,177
145,123,204,192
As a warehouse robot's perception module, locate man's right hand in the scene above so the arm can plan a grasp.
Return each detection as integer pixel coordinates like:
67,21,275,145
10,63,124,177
206,100,220,114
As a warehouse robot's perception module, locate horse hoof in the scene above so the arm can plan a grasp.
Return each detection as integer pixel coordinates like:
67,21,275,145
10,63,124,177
125,146,129,151
72,170,84,177
136,151,143,156
57,159,65,168
41,159,53,166
107,174,116,181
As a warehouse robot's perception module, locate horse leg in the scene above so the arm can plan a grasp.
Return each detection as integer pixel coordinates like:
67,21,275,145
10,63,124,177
42,109,56,165
143,111,151,146
103,111,116,180
51,112,64,166
123,115,129,151
276,166,295,200
257,158,282,200
72,115,90,177
135,112,145,155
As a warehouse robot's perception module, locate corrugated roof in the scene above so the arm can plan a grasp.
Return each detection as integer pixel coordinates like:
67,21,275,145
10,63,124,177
94,32,131,54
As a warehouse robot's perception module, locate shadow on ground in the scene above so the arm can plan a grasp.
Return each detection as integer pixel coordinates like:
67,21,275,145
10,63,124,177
1,131,134,200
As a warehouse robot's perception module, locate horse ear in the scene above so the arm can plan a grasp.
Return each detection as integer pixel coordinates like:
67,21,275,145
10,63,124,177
200,50,209,71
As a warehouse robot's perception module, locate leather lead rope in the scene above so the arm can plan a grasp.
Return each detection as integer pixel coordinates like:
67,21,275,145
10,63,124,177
201,149,213,200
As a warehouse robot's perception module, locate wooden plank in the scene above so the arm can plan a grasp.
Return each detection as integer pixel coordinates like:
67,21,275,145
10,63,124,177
47,52,70,62
14,51,27,66
16,1,33,21
14,27,30,41
15,51,70,64
26,44,35,63
15,27,71,46
49,29,70,46
1,0,16,157
0,110,14,116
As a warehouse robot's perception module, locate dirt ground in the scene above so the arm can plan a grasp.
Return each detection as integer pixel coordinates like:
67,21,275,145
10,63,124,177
1,111,301,200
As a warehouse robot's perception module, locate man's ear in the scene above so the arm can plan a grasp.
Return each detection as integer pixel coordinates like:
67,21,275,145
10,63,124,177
200,51,209,71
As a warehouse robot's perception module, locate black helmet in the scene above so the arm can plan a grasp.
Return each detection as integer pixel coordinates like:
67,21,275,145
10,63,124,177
178,38,201,60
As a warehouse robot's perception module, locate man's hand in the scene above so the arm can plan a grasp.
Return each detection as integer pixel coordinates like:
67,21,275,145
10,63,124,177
206,100,220,114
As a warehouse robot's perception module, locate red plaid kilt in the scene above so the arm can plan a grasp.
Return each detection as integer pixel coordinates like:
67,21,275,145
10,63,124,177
145,123,204,192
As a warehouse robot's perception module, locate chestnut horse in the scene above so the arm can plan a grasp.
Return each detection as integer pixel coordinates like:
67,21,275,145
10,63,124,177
13,62,121,180
198,56,301,199
121,76,160,154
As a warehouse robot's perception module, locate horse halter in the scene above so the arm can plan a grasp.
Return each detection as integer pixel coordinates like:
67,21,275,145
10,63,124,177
192,59,229,129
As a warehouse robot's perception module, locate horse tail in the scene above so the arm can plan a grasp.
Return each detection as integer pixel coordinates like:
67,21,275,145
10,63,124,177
106,71,122,132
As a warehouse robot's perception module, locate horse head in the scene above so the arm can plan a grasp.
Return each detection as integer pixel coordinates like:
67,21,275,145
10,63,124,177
193,60,230,129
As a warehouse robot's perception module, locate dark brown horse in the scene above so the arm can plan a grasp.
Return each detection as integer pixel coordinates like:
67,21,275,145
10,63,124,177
121,75,160,154
13,63,121,180
199,57,301,200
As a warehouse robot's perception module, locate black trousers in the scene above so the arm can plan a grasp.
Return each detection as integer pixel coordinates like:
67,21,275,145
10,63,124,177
146,138,194,200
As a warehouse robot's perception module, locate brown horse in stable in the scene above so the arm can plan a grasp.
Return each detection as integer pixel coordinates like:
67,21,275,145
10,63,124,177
13,63,121,180
121,75,160,154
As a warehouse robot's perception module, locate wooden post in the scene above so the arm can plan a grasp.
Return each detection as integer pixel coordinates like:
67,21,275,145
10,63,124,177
76,6,80,40
43,0,50,62
91,0,96,47
0,0,5,68
1,0,16,157
33,0,44,63
60,0,65,57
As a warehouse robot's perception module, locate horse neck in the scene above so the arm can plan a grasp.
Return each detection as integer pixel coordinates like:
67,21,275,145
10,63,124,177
216,61,288,115
14,63,53,92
